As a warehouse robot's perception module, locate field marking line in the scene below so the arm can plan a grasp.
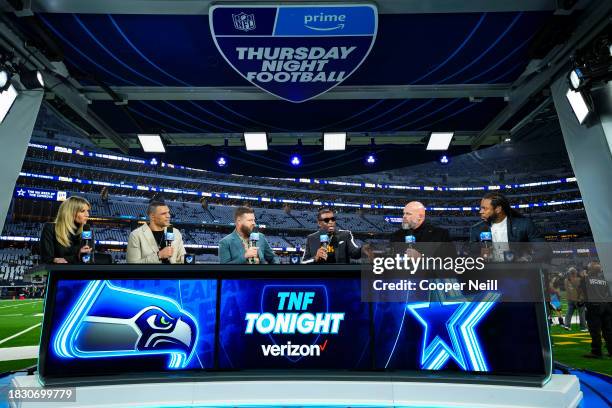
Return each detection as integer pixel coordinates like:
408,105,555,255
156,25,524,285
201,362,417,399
0,301,43,310
0,323,42,346
0,345,38,361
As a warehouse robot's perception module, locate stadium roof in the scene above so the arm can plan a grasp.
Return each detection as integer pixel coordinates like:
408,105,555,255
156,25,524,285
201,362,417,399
1,0,610,176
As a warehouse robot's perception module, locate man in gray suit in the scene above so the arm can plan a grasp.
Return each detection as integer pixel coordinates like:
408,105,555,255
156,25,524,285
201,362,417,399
218,206,279,264
127,201,186,264
301,207,361,264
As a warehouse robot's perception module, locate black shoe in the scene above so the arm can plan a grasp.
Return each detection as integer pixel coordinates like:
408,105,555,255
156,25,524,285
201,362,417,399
583,353,603,359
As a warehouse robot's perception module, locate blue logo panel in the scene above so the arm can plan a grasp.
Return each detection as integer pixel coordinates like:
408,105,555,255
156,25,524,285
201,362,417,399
210,4,378,102
219,279,370,369
46,279,216,376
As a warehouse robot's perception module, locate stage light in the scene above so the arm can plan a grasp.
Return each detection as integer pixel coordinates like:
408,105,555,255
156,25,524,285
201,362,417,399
19,69,44,89
138,134,166,153
149,158,158,166
244,132,268,151
0,84,18,124
566,89,591,124
427,132,454,150
504,138,512,143
216,155,228,168
290,154,302,167
0,70,9,91
323,132,346,151
568,68,587,91
439,155,450,165
365,153,377,165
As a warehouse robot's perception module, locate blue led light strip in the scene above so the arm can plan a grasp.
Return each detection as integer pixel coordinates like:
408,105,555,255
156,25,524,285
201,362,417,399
28,142,577,192
16,171,583,212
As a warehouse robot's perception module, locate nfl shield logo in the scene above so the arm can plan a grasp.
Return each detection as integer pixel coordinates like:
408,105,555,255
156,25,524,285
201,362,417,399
232,12,256,32
211,4,378,103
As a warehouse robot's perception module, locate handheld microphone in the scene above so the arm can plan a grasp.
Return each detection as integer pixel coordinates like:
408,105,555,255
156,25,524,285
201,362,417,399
165,226,175,247
249,232,260,248
480,231,492,259
479,231,492,247
81,224,92,247
81,224,93,264
404,235,416,246
248,232,260,264
320,234,329,251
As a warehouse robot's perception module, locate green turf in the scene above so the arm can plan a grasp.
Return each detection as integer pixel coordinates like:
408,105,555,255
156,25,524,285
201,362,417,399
0,309,43,341
0,358,37,375
0,301,43,349
550,325,611,376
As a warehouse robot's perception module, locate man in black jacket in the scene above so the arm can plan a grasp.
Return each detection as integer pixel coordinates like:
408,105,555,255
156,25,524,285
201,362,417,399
582,262,612,358
301,207,361,264
390,201,453,258
470,192,546,261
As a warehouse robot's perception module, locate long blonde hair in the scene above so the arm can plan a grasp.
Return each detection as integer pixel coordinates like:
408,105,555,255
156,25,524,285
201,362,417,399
54,196,91,247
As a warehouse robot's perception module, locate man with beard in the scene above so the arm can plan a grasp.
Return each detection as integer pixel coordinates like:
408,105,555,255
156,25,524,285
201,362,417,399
390,201,453,260
218,206,279,264
302,207,361,264
470,192,545,261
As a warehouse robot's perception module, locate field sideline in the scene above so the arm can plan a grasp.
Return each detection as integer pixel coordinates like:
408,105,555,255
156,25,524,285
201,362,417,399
0,298,609,376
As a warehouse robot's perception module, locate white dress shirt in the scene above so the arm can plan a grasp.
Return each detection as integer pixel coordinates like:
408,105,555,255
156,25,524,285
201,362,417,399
490,216,509,261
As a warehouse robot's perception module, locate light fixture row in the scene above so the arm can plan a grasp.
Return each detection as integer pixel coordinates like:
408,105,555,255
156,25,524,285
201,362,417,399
138,132,456,153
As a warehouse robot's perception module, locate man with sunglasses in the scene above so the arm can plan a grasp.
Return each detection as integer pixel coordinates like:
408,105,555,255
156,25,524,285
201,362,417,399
301,207,362,264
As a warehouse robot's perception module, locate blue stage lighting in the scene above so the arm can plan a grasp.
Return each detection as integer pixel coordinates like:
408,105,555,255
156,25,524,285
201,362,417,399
216,156,228,168
149,158,158,166
439,155,450,165
365,153,377,165
290,154,302,167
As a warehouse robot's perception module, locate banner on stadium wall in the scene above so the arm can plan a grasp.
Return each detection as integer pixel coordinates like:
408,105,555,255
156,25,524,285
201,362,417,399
384,216,402,224
14,187,68,201
209,4,378,103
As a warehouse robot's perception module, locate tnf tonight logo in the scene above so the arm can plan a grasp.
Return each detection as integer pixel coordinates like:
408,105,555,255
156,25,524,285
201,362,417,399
245,288,344,360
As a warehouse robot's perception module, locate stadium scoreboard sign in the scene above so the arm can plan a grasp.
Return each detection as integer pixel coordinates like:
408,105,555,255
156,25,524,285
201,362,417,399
209,4,378,102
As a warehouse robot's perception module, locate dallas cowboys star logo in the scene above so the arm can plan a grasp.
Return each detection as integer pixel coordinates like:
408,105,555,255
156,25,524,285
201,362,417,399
16,189,26,197
406,292,501,372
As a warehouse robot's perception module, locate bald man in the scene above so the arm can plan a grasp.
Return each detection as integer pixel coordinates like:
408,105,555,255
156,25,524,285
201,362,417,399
390,202,452,255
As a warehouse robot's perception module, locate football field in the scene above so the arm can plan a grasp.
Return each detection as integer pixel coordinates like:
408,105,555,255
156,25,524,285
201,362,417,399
0,299,43,374
0,298,609,376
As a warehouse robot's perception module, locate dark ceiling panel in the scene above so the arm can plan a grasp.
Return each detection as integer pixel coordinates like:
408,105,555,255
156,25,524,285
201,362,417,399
37,11,551,87
90,98,506,134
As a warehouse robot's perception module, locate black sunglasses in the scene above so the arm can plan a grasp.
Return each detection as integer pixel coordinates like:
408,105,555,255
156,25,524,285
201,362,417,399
320,217,336,223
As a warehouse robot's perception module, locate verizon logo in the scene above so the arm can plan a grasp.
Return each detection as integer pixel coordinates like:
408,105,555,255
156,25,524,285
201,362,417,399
261,340,328,357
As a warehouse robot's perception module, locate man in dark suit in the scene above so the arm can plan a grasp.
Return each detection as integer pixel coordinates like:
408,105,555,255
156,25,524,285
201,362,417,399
390,201,453,259
390,201,451,243
470,192,546,261
301,207,361,264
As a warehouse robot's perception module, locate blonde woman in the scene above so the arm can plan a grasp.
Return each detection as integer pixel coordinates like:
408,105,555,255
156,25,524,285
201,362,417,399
40,196,92,264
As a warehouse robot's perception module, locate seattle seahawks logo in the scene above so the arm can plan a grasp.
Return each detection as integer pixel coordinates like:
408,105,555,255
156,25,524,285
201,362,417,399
53,281,198,369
